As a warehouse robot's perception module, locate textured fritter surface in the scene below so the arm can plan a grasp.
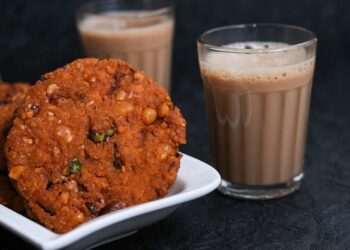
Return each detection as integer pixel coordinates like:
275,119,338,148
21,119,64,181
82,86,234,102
5,58,186,233
0,83,31,172
0,82,30,212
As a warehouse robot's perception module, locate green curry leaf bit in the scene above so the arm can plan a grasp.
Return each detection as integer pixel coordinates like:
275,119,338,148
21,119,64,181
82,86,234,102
68,158,82,175
90,132,106,142
89,127,116,143
105,127,116,140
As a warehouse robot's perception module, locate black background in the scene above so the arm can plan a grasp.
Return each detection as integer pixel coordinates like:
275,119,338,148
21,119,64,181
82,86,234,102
1,0,350,249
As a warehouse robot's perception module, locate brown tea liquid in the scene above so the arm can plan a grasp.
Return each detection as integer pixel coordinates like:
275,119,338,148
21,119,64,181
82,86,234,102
78,11,174,90
200,42,315,186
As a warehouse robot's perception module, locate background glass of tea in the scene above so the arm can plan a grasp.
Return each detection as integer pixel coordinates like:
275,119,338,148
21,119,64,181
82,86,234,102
77,0,174,91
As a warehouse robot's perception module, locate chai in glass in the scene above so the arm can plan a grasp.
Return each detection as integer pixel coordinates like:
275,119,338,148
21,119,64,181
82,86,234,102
77,0,174,91
197,24,317,199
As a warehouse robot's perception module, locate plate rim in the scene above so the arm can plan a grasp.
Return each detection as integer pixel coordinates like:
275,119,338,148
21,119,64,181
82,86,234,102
0,153,221,250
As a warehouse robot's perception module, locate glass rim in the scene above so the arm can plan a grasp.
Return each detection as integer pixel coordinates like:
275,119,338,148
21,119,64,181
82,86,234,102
197,23,317,54
77,0,173,19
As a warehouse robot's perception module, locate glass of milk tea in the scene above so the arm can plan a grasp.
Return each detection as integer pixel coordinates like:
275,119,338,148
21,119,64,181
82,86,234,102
197,24,317,199
77,0,174,91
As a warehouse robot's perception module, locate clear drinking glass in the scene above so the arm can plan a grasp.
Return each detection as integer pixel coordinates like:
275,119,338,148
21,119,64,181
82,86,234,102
76,0,174,91
197,24,317,199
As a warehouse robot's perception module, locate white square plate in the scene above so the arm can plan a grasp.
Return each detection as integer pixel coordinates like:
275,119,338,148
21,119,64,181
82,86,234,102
0,153,220,250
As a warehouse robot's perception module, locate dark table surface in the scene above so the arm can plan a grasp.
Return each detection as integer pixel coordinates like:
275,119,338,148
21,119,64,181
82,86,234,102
1,0,350,249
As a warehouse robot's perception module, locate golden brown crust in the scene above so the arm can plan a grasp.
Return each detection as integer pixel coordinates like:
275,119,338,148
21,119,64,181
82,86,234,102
0,82,30,211
0,83,31,172
5,58,186,233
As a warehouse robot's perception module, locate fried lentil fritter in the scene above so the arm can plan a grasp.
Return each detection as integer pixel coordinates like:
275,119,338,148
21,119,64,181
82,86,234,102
0,83,31,172
0,82,30,212
5,58,186,233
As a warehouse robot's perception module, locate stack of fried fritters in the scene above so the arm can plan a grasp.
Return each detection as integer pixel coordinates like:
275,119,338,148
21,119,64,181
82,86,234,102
2,58,186,233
